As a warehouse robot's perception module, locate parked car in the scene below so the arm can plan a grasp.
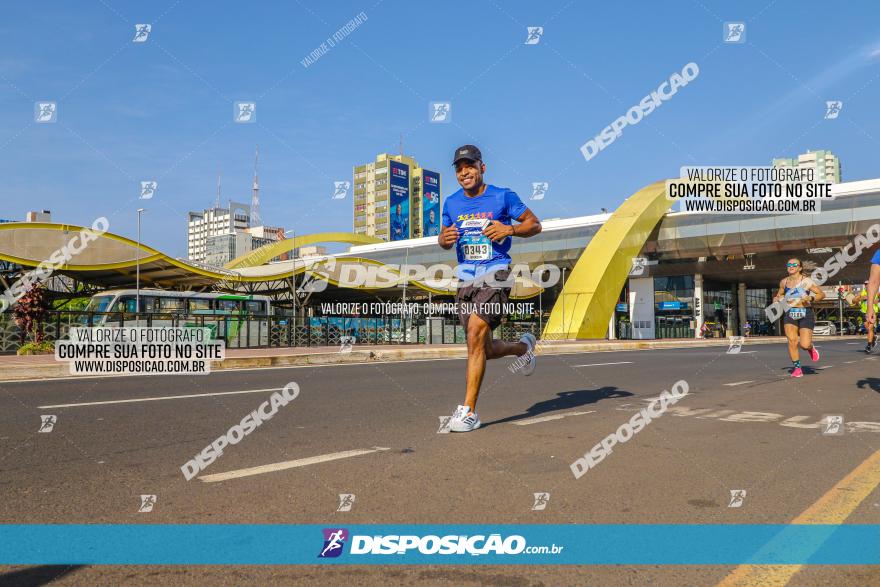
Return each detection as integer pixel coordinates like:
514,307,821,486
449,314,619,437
813,321,837,336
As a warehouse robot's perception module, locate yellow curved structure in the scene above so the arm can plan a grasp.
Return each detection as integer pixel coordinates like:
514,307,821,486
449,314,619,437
542,180,670,339
0,223,541,298
225,232,382,269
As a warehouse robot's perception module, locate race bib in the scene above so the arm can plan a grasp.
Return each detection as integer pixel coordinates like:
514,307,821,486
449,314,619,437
459,219,492,261
461,236,491,260
787,307,806,320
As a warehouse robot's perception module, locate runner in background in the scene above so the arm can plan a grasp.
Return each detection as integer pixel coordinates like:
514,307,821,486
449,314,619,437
864,249,880,349
772,258,825,378
859,280,879,353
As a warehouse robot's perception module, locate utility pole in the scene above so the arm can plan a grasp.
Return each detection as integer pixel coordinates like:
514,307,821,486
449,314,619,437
251,145,261,227
136,208,146,326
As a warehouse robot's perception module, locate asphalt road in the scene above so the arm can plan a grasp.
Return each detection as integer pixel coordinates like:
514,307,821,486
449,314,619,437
1,339,878,586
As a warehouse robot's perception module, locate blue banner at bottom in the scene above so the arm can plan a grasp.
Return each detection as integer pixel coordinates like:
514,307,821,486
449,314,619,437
0,525,877,565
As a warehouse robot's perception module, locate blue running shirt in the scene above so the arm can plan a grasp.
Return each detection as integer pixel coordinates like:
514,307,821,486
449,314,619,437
441,185,527,280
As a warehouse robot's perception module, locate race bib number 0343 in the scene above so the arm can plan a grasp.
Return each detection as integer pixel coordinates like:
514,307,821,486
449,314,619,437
461,239,490,261
458,219,492,261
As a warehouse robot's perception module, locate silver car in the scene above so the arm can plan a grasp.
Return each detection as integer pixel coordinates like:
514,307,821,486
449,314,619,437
813,321,837,336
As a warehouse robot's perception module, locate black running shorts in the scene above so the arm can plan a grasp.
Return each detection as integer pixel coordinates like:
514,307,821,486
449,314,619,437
782,307,815,330
455,269,511,330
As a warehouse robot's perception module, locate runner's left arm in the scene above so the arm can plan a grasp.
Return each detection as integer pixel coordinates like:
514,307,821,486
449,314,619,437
483,209,542,242
805,281,825,305
867,264,880,325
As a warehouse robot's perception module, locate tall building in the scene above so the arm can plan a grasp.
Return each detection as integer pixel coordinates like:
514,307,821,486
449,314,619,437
353,153,441,241
203,231,252,267
201,225,286,267
187,201,251,261
772,149,841,184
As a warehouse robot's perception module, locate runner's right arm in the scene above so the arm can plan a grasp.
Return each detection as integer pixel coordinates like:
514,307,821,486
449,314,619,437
438,224,459,249
773,279,786,303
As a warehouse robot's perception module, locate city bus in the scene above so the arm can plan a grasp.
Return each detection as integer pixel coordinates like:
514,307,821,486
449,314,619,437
83,289,273,347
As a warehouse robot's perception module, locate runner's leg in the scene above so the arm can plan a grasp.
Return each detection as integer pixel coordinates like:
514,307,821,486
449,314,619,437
799,327,814,354
799,321,820,364
784,323,799,361
784,322,801,369
464,313,491,411
485,336,527,360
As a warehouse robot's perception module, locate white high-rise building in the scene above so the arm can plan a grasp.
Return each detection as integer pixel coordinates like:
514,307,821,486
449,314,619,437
772,149,841,184
187,201,251,262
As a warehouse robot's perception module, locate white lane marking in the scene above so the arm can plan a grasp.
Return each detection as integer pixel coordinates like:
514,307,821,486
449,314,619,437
513,410,595,426
38,387,283,409
723,381,755,387
734,351,757,354
198,447,391,482
815,365,833,370
572,361,633,368
846,342,861,345
844,360,857,364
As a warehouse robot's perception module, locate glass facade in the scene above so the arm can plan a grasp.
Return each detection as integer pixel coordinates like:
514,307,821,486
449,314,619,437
654,276,695,338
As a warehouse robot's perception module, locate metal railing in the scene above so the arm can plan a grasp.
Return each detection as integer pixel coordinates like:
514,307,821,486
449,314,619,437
0,311,543,354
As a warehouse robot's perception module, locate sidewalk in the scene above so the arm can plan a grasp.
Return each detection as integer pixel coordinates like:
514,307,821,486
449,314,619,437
0,336,856,382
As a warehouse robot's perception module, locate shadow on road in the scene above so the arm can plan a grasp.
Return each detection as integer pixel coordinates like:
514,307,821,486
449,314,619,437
857,377,880,393
482,386,634,428
0,565,85,586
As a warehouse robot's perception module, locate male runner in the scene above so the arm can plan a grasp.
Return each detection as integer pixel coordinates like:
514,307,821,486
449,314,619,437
865,249,880,346
437,145,542,432
859,280,879,353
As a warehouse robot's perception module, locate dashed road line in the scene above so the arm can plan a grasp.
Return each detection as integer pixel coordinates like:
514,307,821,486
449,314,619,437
723,381,755,387
572,361,633,368
38,387,284,409
198,447,392,482
512,410,595,425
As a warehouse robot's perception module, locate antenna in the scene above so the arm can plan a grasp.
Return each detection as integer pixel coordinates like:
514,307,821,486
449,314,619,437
251,145,261,227
215,167,221,209
399,133,403,156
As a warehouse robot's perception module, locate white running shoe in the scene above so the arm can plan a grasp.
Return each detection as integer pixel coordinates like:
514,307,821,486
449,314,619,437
517,333,537,376
449,404,481,432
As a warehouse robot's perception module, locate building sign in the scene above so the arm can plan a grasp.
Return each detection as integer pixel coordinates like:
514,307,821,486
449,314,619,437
389,160,410,241
616,303,628,312
658,301,682,311
422,169,440,237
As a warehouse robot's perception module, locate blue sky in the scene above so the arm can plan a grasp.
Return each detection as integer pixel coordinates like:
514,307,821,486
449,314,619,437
1,1,878,257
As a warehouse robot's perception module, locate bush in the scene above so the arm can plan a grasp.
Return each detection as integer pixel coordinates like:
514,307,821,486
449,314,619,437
17,341,55,355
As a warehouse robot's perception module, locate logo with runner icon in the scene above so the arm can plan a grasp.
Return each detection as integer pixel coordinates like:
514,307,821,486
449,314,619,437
318,528,349,558
727,489,746,508
138,494,157,513
336,494,356,512
531,492,550,511
727,336,744,354
38,415,57,433
822,414,844,436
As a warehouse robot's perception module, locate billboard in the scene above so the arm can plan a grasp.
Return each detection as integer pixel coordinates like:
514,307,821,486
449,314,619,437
389,160,410,241
422,169,441,237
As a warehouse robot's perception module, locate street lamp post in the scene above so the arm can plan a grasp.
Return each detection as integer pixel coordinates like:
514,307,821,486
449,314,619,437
136,208,146,326
283,229,296,344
